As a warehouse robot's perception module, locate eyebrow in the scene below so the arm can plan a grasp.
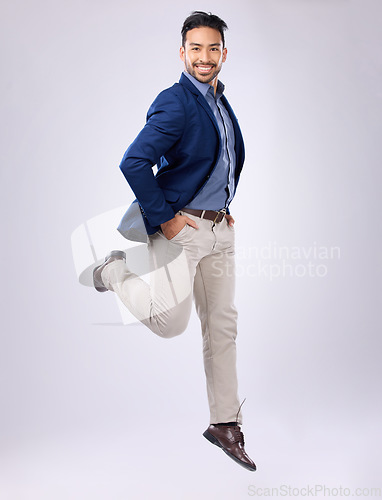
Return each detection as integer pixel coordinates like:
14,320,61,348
189,42,221,47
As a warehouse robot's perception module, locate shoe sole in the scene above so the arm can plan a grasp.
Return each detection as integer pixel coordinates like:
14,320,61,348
93,264,107,292
93,264,108,292
93,251,126,293
203,430,257,472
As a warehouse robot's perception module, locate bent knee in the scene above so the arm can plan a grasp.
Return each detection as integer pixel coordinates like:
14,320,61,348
159,321,187,339
155,310,189,339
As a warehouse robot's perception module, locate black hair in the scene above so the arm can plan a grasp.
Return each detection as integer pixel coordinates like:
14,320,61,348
181,11,228,47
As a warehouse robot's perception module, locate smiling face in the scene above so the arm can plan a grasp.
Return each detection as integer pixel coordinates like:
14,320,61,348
180,26,227,87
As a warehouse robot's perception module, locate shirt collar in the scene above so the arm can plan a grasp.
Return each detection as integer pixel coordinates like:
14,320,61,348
182,71,225,100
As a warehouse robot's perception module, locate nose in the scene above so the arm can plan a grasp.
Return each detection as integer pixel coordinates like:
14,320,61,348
198,48,209,62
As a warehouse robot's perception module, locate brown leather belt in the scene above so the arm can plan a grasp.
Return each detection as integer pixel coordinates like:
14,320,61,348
182,208,227,224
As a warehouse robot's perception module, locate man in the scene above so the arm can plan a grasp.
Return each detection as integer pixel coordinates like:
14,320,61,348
93,11,256,472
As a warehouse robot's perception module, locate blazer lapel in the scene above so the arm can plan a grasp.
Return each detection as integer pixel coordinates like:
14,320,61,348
196,95,221,136
179,74,220,137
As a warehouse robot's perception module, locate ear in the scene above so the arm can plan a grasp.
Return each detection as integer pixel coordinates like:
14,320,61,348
222,47,228,63
179,46,185,62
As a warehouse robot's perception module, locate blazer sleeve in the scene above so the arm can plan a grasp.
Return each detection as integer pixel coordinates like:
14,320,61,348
119,89,186,227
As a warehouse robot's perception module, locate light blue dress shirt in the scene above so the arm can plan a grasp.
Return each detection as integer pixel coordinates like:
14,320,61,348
182,71,236,211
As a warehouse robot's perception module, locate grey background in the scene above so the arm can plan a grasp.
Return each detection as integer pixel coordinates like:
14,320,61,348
1,0,381,498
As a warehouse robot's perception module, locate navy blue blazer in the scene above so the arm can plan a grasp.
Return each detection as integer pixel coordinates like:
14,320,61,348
117,73,245,239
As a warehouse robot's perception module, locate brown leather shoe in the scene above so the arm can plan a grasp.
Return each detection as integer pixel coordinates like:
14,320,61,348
203,424,256,471
93,250,126,292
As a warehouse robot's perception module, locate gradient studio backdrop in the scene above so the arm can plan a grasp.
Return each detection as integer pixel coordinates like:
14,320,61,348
1,0,381,499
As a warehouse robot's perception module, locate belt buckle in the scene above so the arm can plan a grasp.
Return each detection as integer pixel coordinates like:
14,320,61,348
213,208,226,224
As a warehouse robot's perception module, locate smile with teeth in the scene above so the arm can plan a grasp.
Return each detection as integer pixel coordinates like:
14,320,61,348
195,65,214,73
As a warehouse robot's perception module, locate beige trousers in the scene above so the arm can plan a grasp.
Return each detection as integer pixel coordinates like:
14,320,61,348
101,211,242,424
